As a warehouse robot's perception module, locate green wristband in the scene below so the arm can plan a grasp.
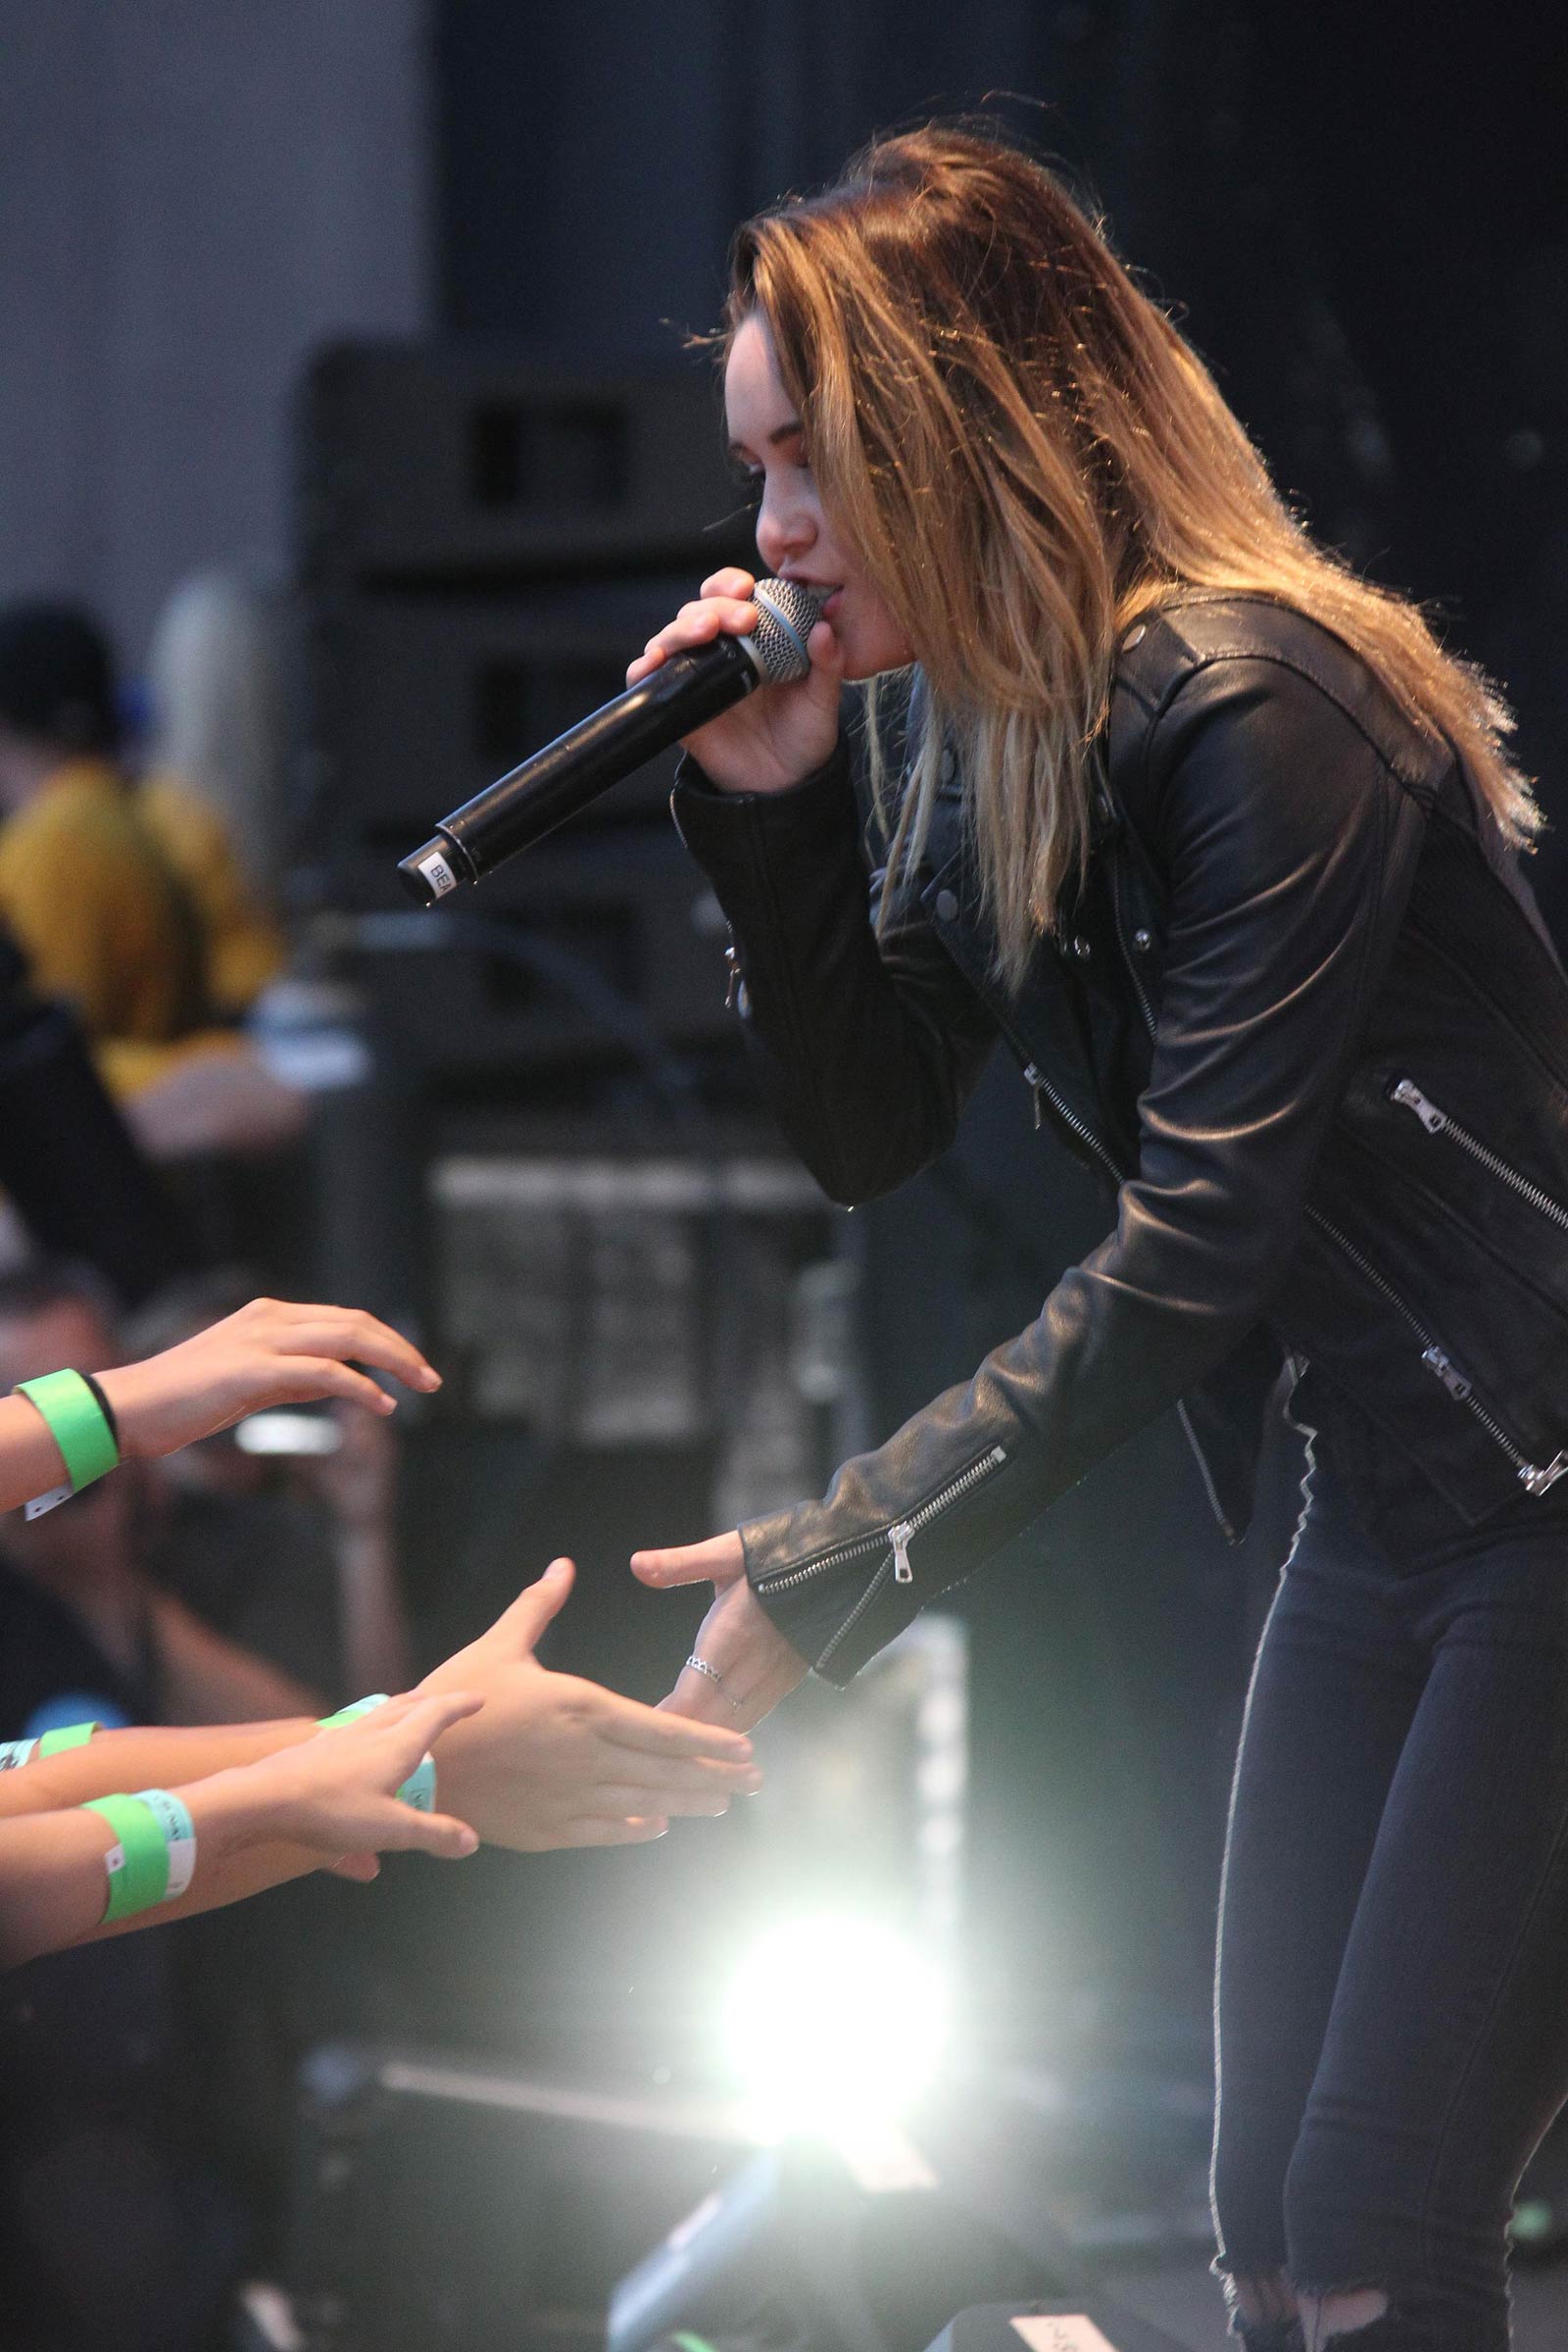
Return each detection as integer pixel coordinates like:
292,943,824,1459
83,1793,171,1921
318,1693,435,1810
16,1369,121,1503
38,1721,98,1756
398,1751,437,1812
318,1693,391,1729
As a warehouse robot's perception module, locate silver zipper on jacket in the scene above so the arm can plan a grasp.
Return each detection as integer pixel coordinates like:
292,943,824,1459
1304,1204,1568,1496
1389,1077,1568,1234
1022,1061,1122,1183
814,1556,896,1674
933,887,1123,1180
754,1445,1008,1599
885,1444,1008,1583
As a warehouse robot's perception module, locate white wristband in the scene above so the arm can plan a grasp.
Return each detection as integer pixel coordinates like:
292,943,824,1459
134,1787,198,1899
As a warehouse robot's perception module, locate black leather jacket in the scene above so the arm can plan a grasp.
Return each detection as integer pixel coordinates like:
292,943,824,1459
672,596,1568,1684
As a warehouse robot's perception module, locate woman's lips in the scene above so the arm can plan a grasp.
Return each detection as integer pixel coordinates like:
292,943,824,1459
819,589,843,619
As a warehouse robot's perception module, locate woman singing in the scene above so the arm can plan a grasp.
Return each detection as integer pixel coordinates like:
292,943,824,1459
624,125,1568,2352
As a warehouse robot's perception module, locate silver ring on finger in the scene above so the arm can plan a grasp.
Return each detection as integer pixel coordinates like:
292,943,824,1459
686,1653,742,1713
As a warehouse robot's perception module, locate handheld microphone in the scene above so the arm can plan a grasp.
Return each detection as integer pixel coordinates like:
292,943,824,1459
397,577,822,906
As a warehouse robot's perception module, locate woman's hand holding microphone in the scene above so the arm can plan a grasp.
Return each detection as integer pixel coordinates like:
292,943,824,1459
624,566,843,796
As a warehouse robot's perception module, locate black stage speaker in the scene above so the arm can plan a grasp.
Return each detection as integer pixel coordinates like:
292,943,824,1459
293,342,760,1088
296,341,753,927
923,2306,1193,2352
608,2134,1070,2352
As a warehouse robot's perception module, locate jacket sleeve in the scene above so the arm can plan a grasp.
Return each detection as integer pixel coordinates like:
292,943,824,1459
670,745,999,1203
722,658,1434,1683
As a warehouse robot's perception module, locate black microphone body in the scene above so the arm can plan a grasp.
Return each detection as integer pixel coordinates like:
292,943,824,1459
398,577,820,905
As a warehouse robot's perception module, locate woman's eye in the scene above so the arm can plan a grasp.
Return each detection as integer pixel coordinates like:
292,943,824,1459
733,469,765,508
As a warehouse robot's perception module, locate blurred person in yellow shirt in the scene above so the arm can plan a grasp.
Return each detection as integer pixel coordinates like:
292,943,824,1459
0,601,301,1160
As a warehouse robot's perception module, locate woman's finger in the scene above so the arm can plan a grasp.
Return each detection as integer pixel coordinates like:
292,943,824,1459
630,1530,746,1588
808,616,845,679
701,567,757,600
646,598,760,661
662,1663,743,1725
626,590,763,686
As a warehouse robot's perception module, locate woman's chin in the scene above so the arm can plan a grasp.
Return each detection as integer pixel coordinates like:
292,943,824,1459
834,627,911,683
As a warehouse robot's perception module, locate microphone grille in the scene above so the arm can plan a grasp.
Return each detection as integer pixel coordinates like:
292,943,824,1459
748,578,824,683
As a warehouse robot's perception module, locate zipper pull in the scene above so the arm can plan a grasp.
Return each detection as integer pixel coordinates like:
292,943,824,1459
724,943,743,1011
889,1522,914,1584
1520,1452,1568,1497
1391,1078,1446,1135
1023,1063,1045,1131
1422,1344,1472,1402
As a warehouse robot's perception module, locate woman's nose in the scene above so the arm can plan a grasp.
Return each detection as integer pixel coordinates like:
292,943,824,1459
755,484,812,571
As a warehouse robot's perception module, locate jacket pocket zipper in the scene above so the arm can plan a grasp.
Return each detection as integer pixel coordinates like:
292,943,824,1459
754,1445,1009,1602
1023,1061,1122,1183
1305,1204,1568,1496
928,888,1123,1179
1388,1077,1568,1234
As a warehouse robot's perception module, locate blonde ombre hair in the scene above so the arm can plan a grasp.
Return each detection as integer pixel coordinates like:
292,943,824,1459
725,125,1537,986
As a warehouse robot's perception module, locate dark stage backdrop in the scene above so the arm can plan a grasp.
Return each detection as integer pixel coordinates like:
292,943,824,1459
429,0,1568,2063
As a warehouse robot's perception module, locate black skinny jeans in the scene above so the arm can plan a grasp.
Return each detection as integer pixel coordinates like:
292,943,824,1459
1211,1461,1568,2351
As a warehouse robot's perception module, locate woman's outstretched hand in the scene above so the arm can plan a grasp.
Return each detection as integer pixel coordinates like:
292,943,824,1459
630,1531,808,1731
624,566,843,796
99,1298,441,1460
419,1559,765,1849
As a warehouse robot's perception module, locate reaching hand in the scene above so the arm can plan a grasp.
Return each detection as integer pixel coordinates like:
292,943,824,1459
192,1689,483,1879
99,1298,442,1460
630,1530,808,1731
419,1558,764,1849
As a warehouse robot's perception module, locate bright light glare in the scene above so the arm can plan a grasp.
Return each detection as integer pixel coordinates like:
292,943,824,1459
233,1410,342,1457
720,1914,949,2137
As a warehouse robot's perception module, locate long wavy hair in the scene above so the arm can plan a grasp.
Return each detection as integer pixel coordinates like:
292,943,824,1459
723,124,1537,986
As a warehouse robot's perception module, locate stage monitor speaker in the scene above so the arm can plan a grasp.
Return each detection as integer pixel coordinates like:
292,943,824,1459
300,574,710,910
922,2303,1194,2352
298,343,751,586
608,2133,1069,2352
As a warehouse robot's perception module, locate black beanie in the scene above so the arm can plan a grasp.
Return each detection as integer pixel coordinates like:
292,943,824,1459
0,602,120,756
